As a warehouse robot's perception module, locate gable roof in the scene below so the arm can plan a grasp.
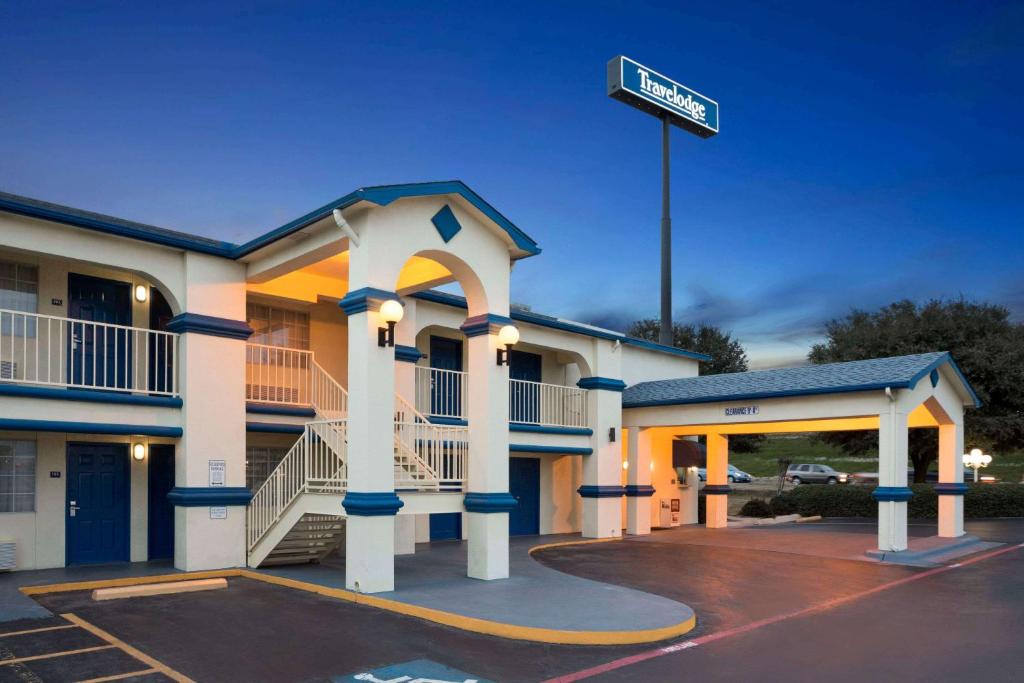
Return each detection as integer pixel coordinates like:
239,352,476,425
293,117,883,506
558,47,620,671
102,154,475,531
622,352,981,408
0,180,541,260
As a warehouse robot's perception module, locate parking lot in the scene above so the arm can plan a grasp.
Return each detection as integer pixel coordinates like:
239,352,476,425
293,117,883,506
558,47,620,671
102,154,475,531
3,519,1022,682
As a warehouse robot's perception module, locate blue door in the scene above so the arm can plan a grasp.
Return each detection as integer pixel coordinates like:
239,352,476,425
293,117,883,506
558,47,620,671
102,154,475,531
509,457,540,536
429,336,463,417
66,443,130,565
509,350,542,423
68,273,132,390
429,512,462,541
147,444,175,560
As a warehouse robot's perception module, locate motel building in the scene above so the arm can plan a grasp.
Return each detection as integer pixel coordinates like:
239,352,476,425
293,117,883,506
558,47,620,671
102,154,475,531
0,182,979,592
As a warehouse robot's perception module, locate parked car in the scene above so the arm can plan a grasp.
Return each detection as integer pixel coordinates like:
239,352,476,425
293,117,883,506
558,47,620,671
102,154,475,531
696,464,753,483
786,463,848,485
849,467,999,484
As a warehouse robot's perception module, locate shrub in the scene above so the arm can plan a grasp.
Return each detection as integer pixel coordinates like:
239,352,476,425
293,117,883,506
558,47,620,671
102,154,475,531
767,483,1024,518
739,498,774,518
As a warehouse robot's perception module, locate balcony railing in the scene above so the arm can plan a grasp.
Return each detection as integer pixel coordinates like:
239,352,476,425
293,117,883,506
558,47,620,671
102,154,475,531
0,309,179,396
509,378,588,428
246,344,313,405
414,366,589,429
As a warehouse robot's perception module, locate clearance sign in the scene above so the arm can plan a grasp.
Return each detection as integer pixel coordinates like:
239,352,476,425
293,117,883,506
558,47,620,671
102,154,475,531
607,56,719,138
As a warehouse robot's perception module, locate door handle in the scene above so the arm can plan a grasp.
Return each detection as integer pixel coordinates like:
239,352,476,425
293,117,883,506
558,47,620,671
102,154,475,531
69,500,80,517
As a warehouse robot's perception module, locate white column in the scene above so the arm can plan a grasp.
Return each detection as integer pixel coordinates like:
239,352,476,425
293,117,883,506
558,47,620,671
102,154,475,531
340,290,403,593
579,377,625,538
876,406,910,552
625,427,653,535
392,301,424,554
462,315,514,580
705,432,729,528
937,419,966,538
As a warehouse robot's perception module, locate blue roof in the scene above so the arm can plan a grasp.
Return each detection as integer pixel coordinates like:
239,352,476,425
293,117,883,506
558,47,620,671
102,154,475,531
411,290,711,362
623,352,981,408
0,181,541,260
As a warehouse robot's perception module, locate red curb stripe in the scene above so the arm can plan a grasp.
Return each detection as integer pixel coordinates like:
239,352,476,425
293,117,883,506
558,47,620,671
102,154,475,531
543,543,1022,683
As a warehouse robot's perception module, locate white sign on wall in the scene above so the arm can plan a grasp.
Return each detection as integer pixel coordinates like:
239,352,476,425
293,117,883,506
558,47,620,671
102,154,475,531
209,506,227,520
208,460,226,487
725,406,759,417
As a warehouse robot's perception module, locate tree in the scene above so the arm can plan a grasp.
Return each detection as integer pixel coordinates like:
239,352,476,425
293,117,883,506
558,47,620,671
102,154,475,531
628,319,763,452
809,299,1024,482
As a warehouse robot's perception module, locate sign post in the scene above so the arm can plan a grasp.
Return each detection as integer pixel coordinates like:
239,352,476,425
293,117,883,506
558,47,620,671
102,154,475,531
608,55,718,345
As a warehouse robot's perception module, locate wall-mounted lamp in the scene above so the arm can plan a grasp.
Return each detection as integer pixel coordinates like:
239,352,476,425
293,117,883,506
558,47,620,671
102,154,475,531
132,443,146,461
622,460,629,470
134,284,148,303
608,427,616,443
377,299,404,347
496,324,520,366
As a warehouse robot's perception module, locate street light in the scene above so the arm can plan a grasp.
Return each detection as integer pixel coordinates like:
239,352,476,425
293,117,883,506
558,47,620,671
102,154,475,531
962,447,992,483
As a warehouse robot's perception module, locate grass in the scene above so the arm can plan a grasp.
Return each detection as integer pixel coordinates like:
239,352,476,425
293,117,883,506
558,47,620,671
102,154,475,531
730,435,1024,483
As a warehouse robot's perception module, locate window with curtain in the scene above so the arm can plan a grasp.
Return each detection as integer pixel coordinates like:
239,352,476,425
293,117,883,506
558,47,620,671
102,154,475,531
246,303,310,350
0,439,36,513
0,260,38,337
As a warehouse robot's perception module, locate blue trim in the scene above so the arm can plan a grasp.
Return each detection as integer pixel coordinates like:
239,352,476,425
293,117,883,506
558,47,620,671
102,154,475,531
905,353,981,408
411,290,709,361
167,487,252,507
246,403,316,418
626,382,919,408
930,368,940,388
872,486,915,502
0,418,182,437
231,181,541,259
394,345,425,363
934,482,969,495
460,313,514,337
0,384,182,408
342,491,405,516
510,444,593,456
246,422,304,434
624,484,656,497
431,204,462,243
702,484,733,495
463,491,518,513
509,424,593,436
338,287,400,315
577,485,625,498
0,191,236,257
166,313,252,340
427,416,469,426
577,377,627,392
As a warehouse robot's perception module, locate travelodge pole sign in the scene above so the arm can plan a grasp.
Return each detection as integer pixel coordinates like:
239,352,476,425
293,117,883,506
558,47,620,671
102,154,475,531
607,55,718,346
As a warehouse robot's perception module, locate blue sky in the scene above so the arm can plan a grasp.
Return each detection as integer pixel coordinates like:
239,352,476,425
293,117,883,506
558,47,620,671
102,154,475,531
1,1,1021,367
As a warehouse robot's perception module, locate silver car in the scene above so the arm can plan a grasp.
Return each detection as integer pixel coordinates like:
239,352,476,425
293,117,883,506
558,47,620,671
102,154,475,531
786,463,848,485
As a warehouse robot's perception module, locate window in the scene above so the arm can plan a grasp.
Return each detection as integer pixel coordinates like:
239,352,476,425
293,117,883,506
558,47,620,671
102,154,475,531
246,446,289,491
0,260,38,337
246,303,309,350
0,440,35,513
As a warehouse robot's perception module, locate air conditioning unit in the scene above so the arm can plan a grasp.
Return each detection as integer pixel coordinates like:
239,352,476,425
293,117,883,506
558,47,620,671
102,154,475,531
0,540,15,571
0,361,15,380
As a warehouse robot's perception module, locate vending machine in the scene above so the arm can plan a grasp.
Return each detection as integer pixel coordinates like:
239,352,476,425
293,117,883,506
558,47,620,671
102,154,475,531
658,498,681,528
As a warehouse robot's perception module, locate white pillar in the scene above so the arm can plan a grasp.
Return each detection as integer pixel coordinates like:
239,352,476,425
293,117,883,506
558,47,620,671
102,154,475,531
168,253,249,571
704,432,729,528
393,302,422,555
578,376,626,538
339,289,404,593
394,515,417,555
462,315,514,580
625,427,653,535
936,419,966,538
876,406,910,552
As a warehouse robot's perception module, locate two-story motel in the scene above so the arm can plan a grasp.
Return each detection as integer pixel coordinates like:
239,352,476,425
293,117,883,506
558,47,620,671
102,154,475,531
0,181,979,593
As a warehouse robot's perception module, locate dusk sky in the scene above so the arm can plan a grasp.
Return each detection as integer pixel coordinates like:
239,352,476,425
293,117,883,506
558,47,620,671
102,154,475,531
2,1,1021,367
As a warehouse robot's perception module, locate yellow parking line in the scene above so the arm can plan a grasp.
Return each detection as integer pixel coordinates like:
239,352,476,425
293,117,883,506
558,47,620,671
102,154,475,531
0,624,77,638
0,644,115,665
63,613,196,683
76,669,158,683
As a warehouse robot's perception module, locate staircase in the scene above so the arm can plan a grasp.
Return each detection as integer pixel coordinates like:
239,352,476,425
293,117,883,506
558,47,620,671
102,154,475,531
246,348,467,568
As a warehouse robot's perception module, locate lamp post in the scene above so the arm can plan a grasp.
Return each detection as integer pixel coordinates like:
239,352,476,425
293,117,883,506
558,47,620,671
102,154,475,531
962,447,992,483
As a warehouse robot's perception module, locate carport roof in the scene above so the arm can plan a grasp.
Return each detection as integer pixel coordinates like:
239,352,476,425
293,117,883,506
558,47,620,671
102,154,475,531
623,352,981,408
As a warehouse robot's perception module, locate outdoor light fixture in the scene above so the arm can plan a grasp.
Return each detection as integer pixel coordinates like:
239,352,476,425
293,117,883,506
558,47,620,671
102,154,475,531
132,443,146,461
962,447,992,483
622,460,629,470
377,299,404,347
134,284,148,303
496,324,519,366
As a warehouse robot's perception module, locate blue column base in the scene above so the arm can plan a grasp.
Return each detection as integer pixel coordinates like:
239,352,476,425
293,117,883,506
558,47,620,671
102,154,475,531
934,482,969,495
342,491,405,516
623,484,656,497
702,484,732,495
167,487,252,507
463,492,518,513
577,485,625,498
872,486,914,502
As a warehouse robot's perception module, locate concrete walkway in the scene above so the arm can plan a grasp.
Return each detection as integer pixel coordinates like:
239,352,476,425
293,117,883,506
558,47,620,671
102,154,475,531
259,534,695,636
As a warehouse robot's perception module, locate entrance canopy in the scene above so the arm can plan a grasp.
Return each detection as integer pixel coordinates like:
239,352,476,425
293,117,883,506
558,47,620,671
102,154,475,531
621,352,980,555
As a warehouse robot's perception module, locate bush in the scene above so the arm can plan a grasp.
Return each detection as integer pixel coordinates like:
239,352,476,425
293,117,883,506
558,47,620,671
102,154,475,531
768,483,1024,518
738,498,774,518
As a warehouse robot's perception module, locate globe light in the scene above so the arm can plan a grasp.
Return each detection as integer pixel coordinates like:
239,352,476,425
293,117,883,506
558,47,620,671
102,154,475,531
379,299,404,324
498,325,520,347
